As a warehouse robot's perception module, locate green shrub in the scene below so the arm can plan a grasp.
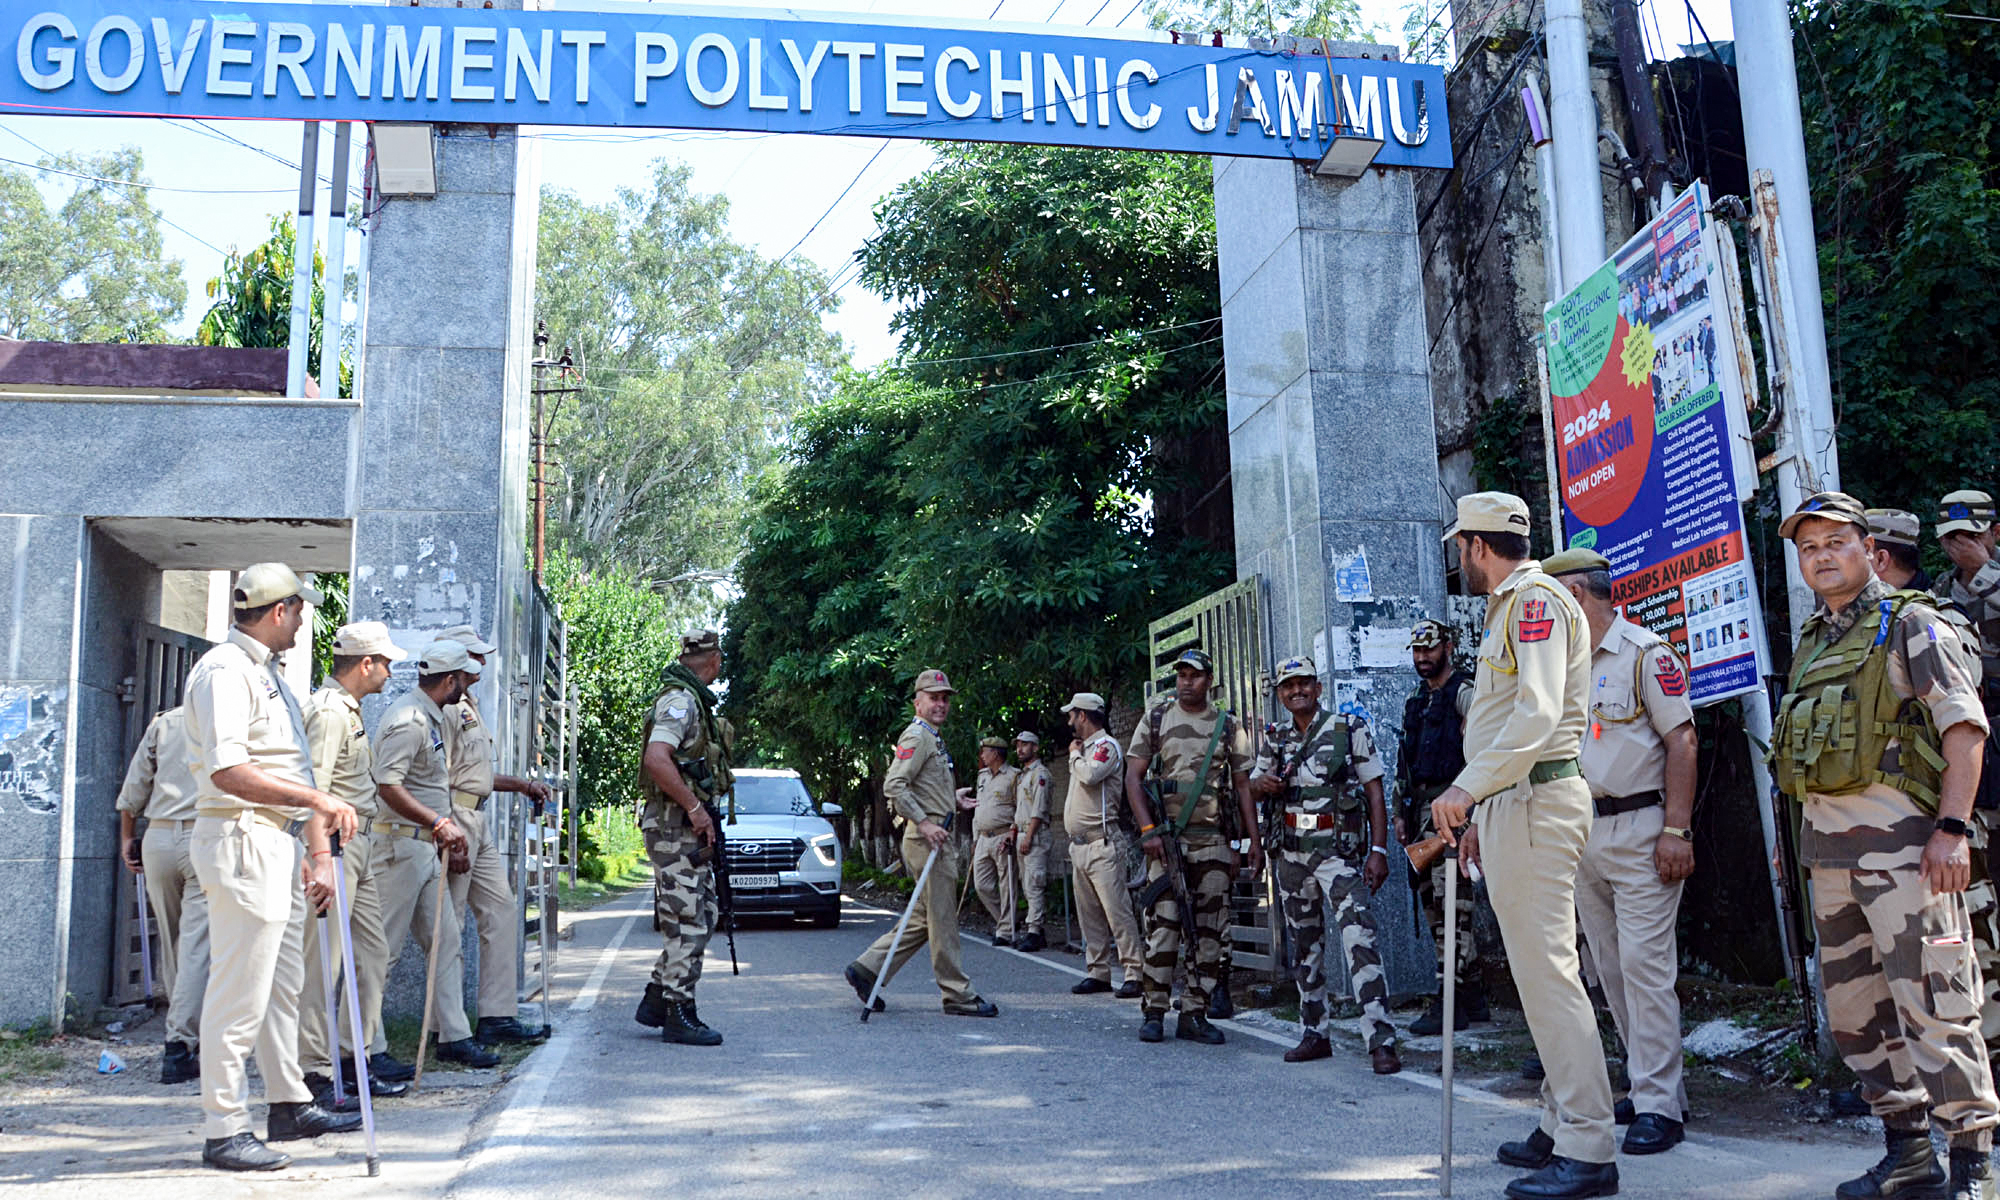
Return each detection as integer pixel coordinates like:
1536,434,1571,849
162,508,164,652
579,805,645,883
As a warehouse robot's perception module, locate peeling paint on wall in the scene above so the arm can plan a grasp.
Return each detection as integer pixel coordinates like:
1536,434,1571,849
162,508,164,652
0,686,66,814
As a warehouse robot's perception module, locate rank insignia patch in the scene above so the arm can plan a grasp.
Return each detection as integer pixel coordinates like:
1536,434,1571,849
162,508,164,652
1518,597,1553,643
1655,652,1687,696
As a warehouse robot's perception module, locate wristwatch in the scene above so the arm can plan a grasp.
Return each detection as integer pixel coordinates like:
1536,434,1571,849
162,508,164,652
1661,825,1693,843
1936,816,1971,838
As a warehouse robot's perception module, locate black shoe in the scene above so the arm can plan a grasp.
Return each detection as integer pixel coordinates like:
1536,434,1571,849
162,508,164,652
361,1052,415,1084
944,996,999,1017
1207,969,1234,1018
160,1040,199,1085
1462,986,1493,1023
1521,1053,1546,1080
436,1038,501,1068
1071,977,1113,995
1613,1097,1635,1125
1951,1147,1995,1200
266,1100,362,1141
203,1132,291,1171
1503,1156,1619,1199
302,1073,360,1113
845,963,885,1012
658,1001,724,1045
992,934,1014,947
1175,1011,1226,1045
1836,1128,1942,1200
476,1016,550,1044
681,1001,713,1032
1014,931,1047,952
1622,1113,1683,1155
1497,1126,1556,1169
1410,993,1470,1037
1114,980,1142,999
635,982,671,1028
1138,1015,1165,1043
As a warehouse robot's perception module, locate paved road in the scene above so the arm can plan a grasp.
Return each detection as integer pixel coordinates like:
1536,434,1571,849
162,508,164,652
442,888,1856,1200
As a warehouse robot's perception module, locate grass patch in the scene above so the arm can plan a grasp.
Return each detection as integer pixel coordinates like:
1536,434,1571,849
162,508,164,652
578,806,645,883
843,858,914,895
0,1027,65,1084
555,858,653,913
378,1016,538,1075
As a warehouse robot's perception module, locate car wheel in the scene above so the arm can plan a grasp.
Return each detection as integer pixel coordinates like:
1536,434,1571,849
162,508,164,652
811,906,840,929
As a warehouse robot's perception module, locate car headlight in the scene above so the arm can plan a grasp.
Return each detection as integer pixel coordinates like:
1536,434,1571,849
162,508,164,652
810,834,839,867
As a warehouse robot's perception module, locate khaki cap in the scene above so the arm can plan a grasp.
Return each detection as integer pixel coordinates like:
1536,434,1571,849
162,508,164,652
1442,491,1532,542
913,668,956,695
1864,508,1920,549
329,620,406,661
1061,692,1106,713
1273,654,1318,685
233,562,324,608
978,736,1009,752
1408,619,1456,649
1779,491,1870,540
1014,731,1040,745
1937,490,1996,538
416,640,482,677
439,624,496,655
680,629,721,656
1542,547,1612,576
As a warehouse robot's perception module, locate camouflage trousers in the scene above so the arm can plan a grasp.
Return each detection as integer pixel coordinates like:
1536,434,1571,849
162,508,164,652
1813,866,2000,1145
1276,848,1395,1050
646,823,717,1003
1964,812,2000,1051
1140,838,1234,1017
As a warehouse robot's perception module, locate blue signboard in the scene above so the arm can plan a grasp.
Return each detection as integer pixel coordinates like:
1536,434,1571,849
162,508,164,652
3,2,1450,167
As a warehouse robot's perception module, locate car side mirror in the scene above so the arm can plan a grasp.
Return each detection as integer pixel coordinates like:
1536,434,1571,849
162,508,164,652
820,802,842,818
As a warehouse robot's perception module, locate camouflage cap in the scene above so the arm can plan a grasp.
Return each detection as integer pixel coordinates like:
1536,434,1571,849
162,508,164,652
1864,508,1921,549
1778,491,1870,540
1172,648,1214,674
912,668,957,695
1408,619,1456,649
1542,547,1611,576
680,629,721,656
1013,730,1040,745
1273,654,1318,685
1937,489,1996,538
978,736,1009,752
1442,491,1532,542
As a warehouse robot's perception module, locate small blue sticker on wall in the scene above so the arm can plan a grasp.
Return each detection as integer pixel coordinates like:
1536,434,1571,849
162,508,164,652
1334,548,1374,603
0,690,28,741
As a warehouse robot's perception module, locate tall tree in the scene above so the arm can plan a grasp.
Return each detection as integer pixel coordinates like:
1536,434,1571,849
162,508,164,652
1143,0,1361,38
0,148,185,342
195,213,350,395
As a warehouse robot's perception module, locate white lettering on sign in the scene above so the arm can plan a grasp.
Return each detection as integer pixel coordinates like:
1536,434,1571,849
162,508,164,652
1116,58,1159,129
450,26,495,101
934,45,978,119
325,22,371,98
781,38,826,112
19,12,77,90
84,14,141,92
560,29,603,104
1043,53,1084,125
633,31,675,104
686,32,737,107
1274,69,1322,140
207,19,254,98
884,42,924,115
747,38,786,111
264,21,314,98
1340,73,1382,140
504,27,549,103
385,24,439,101
829,40,872,114
991,48,1032,121
154,17,204,95
1186,62,1218,132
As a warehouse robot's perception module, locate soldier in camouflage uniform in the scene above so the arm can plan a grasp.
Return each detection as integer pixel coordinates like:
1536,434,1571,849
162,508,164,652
1250,655,1401,1074
1867,509,1934,592
633,630,732,1046
1777,492,1999,1200
1124,648,1259,1046
1935,491,2000,1054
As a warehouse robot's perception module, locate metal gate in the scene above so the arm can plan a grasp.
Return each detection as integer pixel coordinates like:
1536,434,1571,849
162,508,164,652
110,622,213,1006
512,583,575,1012
1144,577,1284,980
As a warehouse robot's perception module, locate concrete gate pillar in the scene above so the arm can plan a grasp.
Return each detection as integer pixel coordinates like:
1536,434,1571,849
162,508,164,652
1214,128,1449,1001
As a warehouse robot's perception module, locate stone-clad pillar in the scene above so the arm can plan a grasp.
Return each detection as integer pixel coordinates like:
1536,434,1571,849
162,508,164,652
1214,109,1448,1000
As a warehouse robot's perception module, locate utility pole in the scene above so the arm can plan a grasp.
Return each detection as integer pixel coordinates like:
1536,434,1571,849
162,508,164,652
528,322,581,585
1545,0,1606,290
1607,0,1674,211
286,122,321,398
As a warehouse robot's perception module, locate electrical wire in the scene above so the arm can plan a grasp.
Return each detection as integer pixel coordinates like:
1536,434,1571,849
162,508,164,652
0,125,232,256
772,140,891,267
0,153,291,194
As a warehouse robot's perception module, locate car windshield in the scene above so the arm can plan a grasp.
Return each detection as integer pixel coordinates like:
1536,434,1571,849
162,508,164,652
731,775,813,816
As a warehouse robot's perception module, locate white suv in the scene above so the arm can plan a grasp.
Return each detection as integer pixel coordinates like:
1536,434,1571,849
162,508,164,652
715,768,844,928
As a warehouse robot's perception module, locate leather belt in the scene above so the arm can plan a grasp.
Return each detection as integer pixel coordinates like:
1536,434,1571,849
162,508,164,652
197,807,306,838
1594,790,1664,819
1284,810,1341,831
1529,757,1582,784
369,819,435,844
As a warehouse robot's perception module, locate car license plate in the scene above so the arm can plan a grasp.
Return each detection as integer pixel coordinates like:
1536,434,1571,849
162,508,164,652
731,874,779,889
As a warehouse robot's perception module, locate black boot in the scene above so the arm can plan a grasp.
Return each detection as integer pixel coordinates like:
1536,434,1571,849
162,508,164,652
203,1132,290,1171
476,1016,551,1044
635,983,670,1027
437,1038,501,1068
1138,1014,1165,1043
1952,1147,1996,1200
659,1000,723,1046
1461,984,1492,1024
844,963,885,1012
1411,992,1470,1037
160,1040,199,1084
266,1100,363,1141
1206,970,1234,1019
1835,1128,1943,1200
360,1051,415,1083
679,1001,719,1035
1175,1011,1226,1045
302,1073,360,1113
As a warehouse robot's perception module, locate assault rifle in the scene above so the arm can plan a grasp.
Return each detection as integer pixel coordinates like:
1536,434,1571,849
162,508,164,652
694,794,739,976
1135,825,1199,950
1770,783,1817,1051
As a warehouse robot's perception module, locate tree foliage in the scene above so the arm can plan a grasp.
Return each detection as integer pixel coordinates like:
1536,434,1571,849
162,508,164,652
1143,0,1361,39
195,212,351,395
0,148,184,342
726,145,1232,811
1797,0,2000,515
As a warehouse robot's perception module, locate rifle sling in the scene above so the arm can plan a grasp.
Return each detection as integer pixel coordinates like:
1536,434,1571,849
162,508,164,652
1172,712,1230,836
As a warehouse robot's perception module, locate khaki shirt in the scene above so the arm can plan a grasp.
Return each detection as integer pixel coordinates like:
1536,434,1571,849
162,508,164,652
373,689,452,822
972,764,1020,834
1454,561,1590,802
182,628,313,819
1127,700,1252,829
1799,579,1990,871
305,682,379,822
646,685,707,758
1580,616,1695,800
885,718,956,827
115,706,200,822
445,693,496,806
1013,760,1053,832
1065,730,1125,841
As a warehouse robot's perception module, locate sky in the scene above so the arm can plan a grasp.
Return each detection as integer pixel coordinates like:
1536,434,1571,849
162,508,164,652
2,0,1735,368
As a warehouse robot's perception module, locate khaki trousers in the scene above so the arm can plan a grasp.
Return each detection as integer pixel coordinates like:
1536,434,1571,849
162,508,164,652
1070,836,1143,984
854,833,974,1005
1574,803,1688,1121
971,831,1018,939
189,814,313,1139
372,833,475,1047
298,833,388,1075
141,820,208,1046
1476,777,1617,1164
1018,829,1049,934
448,803,519,1020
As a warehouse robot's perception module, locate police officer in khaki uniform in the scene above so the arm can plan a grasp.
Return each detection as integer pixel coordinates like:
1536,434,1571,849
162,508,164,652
1867,509,1934,592
1545,548,1698,1156
297,622,410,1104
1063,693,1144,997
116,705,205,1085
1011,732,1053,953
844,670,998,1018
1777,492,2000,1199
370,641,498,1071
438,625,554,1046
182,563,362,1171
967,737,1023,946
1430,495,1618,1200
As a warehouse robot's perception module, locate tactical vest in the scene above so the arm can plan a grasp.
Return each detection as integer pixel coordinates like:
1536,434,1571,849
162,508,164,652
1402,671,1470,787
1773,590,1947,812
639,677,734,812
1146,702,1239,839
1281,717,1357,814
